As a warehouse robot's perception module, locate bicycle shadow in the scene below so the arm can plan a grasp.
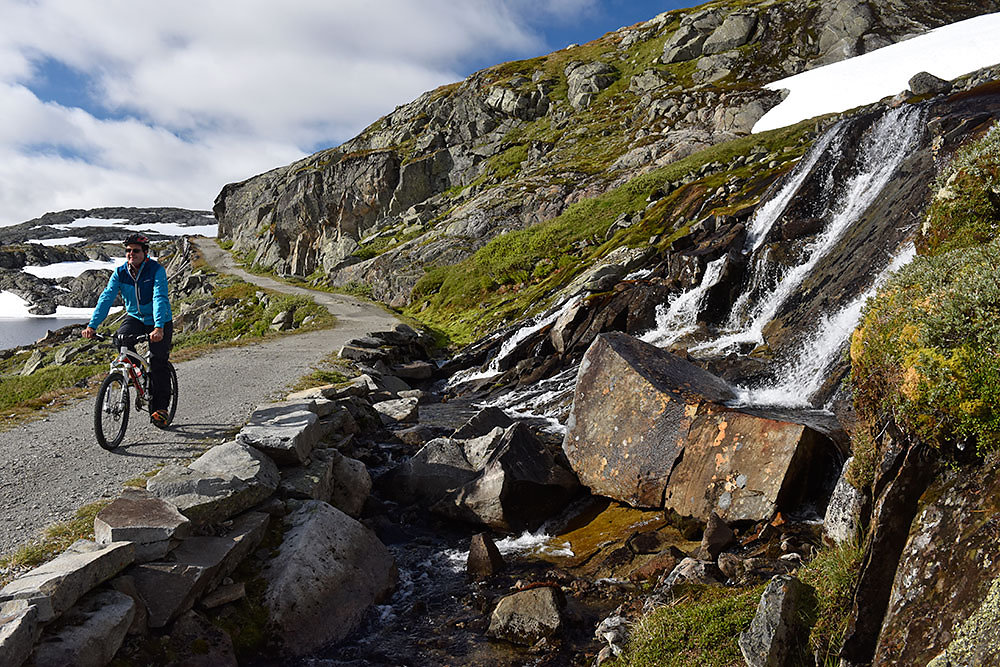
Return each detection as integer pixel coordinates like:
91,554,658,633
110,421,241,458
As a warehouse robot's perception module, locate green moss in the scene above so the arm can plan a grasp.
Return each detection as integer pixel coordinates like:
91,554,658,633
615,584,764,667
928,577,1000,666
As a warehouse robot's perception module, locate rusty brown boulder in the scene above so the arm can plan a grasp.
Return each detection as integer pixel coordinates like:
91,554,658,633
563,332,839,522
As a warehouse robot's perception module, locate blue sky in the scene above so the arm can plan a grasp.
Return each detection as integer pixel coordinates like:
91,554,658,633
0,0,690,226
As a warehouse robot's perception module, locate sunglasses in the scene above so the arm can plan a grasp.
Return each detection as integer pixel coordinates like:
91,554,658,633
125,248,144,255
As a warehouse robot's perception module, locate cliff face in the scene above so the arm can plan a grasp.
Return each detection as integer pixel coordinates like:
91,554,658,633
214,0,1000,307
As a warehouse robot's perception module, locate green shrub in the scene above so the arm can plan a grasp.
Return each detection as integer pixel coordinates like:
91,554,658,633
852,123,1000,457
919,123,1000,255
799,541,864,664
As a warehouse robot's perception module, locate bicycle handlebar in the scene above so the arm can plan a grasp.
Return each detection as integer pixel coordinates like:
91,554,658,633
93,332,150,346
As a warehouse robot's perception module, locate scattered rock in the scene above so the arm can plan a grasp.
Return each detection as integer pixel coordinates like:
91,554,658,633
94,489,192,562
739,575,813,667
467,533,505,579
487,586,565,645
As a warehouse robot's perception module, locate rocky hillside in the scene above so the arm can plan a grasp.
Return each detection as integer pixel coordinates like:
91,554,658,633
215,0,1000,315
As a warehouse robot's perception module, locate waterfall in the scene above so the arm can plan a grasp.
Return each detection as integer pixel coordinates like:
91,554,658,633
692,105,924,356
734,242,916,408
446,295,581,388
639,256,728,347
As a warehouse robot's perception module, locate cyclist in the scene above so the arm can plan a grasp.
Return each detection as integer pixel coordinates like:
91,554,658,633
82,233,174,428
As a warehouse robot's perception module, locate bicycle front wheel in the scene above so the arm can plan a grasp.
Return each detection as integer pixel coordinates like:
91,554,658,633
95,372,130,450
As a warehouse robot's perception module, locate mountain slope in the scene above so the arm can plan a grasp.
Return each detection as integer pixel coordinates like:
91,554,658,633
215,0,1000,328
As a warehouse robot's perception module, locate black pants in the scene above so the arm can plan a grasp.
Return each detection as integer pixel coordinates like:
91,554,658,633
116,316,173,412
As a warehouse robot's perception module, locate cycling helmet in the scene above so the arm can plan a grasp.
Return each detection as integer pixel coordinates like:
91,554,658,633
123,233,150,252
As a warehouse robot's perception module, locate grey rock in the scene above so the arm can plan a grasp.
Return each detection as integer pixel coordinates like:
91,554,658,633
386,437,477,505
263,501,396,656
909,71,952,96
699,512,737,560
19,351,44,376
433,423,579,531
199,582,245,609
237,409,320,465
468,533,505,580
703,10,758,54
565,61,617,110
372,397,419,424
823,457,864,545
0,599,41,667
0,541,134,623
147,443,278,524
328,451,372,518
279,449,337,502
452,407,515,440
94,489,192,562
739,575,813,667
659,557,724,591
391,360,434,380
29,590,135,667
131,512,268,628
488,586,565,645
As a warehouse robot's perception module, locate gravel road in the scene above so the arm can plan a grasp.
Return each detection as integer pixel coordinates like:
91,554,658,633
0,238,399,556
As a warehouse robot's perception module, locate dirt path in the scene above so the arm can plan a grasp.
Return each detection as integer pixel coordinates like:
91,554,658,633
0,238,399,556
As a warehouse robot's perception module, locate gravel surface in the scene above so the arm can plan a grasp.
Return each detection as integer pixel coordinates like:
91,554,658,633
0,238,399,556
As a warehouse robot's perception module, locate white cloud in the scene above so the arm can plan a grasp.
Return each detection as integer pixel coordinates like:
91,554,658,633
0,0,597,226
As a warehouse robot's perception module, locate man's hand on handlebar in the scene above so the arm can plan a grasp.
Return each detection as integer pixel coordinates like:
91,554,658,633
150,327,164,343
82,326,96,339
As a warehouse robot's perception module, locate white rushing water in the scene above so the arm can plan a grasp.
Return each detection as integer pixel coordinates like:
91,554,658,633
692,105,924,356
447,295,581,387
734,242,916,408
639,256,728,348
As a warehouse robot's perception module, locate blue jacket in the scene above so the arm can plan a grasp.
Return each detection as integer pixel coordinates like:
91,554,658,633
89,258,172,329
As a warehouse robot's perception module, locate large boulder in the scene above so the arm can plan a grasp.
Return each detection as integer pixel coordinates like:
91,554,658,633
873,450,1000,666
563,333,840,521
382,437,478,505
562,332,734,509
263,501,396,655
433,423,579,532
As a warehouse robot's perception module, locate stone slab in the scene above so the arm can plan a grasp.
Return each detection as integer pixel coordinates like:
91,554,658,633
29,589,135,667
94,489,191,562
237,409,320,465
563,332,735,508
0,541,134,622
0,599,41,667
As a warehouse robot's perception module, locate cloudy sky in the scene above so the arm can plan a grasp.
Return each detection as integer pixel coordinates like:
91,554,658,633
0,0,685,226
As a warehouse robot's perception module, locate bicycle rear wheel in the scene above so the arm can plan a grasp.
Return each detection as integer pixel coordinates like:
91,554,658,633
95,372,130,450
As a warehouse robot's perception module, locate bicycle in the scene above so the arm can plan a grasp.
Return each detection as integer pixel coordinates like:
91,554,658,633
93,332,178,450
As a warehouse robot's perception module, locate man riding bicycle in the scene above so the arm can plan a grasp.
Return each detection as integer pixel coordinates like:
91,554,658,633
82,234,174,428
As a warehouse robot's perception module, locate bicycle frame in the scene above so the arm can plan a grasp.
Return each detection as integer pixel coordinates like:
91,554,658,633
99,333,152,411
